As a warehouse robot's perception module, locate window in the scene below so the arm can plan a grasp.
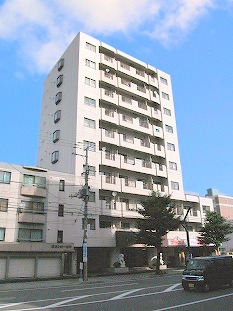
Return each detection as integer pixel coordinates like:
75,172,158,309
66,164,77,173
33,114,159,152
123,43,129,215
121,78,131,87
121,222,130,229
18,228,43,241
138,101,147,110
106,174,116,184
57,230,63,243
83,165,96,176
83,141,96,151
165,125,173,133
20,201,44,214
54,110,61,123
105,129,115,138
84,96,96,107
58,58,64,71
82,218,96,230
55,92,62,104
123,134,134,143
171,181,179,190
57,75,63,87
104,71,113,80
139,118,149,128
86,42,96,52
0,198,8,212
85,77,96,88
58,204,64,217
89,191,96,202
163,108,171,116
122,96,132,104
160,77,168,85
59,179,65,191
122,114,133,123
202,205,210,213
84,118,95,128
142,160,152,168
51,151,59,163
167,143,175,151
125,178,136,187
136,69,145,77
141,138,150,148
104,89,114,97
23,175,46,188
120,62,130,70
0,171,11,184
105,150,115,160
158,163,163,171
105,197,112,209
105,108,114,117
143,181,152,190
104,54,113,63
53,130,60,143
124,155,135,165
137,85,146,93
162,92,169,100
169,161,177,170
0,228,5,241
85,59,96,69
100,220,112,228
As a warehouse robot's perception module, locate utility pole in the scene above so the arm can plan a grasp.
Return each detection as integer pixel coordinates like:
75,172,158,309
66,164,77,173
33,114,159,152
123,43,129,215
181,206,192,262
82,146,89,281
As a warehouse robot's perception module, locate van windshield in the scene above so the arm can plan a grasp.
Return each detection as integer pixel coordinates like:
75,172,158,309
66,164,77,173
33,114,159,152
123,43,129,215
186,259,209,270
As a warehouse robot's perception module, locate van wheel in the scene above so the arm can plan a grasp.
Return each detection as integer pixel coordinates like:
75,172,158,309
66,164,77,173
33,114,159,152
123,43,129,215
183,286,190,291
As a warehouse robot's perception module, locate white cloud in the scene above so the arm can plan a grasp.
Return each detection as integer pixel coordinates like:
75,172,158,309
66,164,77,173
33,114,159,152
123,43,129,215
147,0,216,45
0,0,223,73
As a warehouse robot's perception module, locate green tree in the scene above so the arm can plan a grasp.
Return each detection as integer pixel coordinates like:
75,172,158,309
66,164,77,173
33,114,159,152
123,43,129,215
137,191,180,274
198,211,233,254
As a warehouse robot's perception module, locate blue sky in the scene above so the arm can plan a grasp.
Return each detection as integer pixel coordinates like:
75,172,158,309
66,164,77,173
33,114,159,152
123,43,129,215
0,0,233,197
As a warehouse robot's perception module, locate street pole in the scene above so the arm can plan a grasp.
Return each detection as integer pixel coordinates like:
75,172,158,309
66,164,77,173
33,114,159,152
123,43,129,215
82,146,89,281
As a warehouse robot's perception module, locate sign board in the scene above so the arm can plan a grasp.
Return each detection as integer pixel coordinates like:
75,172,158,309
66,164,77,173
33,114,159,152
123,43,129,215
83,242,88,262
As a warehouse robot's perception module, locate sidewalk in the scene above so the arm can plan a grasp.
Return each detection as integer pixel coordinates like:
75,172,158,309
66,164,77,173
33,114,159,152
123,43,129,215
0,267,184,285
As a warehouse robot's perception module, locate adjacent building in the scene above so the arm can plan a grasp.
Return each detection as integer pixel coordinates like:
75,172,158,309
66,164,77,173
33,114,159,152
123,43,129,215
206,188,233,253
0,32,214,280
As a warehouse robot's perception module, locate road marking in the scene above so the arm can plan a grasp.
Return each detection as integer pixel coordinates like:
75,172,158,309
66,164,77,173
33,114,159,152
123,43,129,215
109,288,144,300
41,295,89,309
152,291,233,311
61,282,138,292
163,283,181,292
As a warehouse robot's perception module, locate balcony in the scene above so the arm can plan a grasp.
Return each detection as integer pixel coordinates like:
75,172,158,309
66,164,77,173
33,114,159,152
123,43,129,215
100,107,118,124
18,213,45,224
100,70,117,87
101,175,121,192
148,75,159,88
101,152,120,168
100,88,118,105
100,129,120,145
100,54,117,70
21,185,46,198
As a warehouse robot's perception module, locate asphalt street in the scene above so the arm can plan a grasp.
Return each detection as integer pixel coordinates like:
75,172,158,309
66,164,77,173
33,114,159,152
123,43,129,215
0,272,233,310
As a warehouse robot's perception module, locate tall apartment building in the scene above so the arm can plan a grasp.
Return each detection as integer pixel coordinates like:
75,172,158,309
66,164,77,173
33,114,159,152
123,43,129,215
37,32,213,269
0,33,214,281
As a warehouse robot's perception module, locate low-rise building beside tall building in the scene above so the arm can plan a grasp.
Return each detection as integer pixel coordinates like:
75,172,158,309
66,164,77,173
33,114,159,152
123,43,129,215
206,188,233,254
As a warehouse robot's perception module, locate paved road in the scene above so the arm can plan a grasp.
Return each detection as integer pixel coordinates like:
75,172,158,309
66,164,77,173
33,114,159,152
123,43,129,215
0,272,233,310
